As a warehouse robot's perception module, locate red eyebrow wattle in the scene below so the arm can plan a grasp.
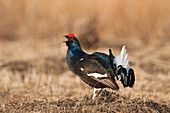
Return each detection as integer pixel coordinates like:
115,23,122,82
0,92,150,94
68,33,75,38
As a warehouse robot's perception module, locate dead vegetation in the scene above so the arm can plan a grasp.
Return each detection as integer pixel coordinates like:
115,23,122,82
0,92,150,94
0,90,169,112
0,0,170,112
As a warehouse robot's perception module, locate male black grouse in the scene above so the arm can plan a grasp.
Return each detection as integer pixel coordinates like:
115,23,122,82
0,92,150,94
64,33,135,99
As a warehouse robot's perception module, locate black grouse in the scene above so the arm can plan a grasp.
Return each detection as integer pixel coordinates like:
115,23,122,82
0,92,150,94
64,33,135,99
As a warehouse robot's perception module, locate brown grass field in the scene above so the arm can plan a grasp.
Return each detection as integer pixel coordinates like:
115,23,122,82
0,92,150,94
0,0,170,112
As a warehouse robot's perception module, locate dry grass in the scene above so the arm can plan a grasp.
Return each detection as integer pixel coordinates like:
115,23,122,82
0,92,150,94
0,0,170,112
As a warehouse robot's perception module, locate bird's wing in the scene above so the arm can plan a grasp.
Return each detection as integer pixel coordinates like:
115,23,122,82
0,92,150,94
75,54,119,90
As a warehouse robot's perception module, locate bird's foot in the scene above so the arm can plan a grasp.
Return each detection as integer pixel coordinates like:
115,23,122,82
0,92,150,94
92,88,102,99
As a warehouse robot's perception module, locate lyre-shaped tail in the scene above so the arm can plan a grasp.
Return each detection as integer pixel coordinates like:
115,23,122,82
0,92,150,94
109,46,135,87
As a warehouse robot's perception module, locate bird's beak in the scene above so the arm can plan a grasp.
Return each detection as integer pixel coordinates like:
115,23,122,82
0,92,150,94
63,35,68,43
63,35,68,39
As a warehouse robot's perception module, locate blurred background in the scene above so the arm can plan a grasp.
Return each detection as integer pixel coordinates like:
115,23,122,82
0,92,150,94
0,0,170,107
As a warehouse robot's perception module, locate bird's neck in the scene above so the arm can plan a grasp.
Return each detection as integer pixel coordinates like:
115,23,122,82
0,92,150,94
67,44,86,58
66,44,86,72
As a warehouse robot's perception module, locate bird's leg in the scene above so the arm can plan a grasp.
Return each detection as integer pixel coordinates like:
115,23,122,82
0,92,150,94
92,88,102,99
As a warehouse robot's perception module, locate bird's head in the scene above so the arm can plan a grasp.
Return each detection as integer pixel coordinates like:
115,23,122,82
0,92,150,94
64,33,80,47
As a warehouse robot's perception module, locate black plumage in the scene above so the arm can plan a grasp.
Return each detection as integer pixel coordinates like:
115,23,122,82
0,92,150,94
64,33,135,98
74,54,119,90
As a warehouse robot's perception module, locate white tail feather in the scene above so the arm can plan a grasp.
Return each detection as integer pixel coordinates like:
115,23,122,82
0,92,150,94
123,53,128,65
115,46,129,69
124,59,129,69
